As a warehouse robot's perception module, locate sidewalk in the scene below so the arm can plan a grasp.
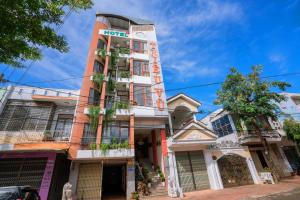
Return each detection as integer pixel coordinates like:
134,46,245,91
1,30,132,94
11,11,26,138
156,176,300,200
184,176,300,200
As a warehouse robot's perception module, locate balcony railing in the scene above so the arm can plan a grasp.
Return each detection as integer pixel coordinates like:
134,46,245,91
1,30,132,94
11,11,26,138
238,130,281,144
0,129,71,144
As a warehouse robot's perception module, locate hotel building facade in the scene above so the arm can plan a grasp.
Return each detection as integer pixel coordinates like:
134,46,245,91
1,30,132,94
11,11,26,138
68,13,169,199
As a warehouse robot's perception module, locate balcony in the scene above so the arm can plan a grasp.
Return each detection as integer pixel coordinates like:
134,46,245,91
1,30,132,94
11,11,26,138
77,148,134,160
238,130,281,145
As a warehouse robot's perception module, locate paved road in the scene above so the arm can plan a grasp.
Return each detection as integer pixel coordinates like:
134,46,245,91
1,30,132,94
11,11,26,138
253,188,300,200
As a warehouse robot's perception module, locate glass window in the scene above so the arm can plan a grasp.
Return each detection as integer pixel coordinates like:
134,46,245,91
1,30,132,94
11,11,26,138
97,39,106,49
102,121,129,144
211,115,233,137
88,88,100,105
54,115,73,138
93,60,104,73
0,102,51,132
132,40,147,53
133,60,149,76
133,85,152,107
82,123,97,145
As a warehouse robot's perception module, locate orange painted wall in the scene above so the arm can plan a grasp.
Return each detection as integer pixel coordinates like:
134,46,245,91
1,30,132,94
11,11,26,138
69,19,108,159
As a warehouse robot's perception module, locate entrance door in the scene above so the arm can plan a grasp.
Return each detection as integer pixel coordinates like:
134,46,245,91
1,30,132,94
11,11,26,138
102,165,126,199
175,151,210,192
217,154,253,188
76,163,102,200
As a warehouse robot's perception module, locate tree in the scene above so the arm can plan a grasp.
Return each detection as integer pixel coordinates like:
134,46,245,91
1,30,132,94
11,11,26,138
283,119,300,148
0,0,93,68
215,65,291,182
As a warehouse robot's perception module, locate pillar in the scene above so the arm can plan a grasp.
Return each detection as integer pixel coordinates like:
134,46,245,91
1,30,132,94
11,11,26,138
152,130,158,167
129,115,134,148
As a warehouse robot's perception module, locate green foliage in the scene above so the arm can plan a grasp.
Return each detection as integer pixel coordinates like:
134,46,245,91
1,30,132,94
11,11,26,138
0,0,93,67
131,192,139,200
119,47,130,54
119,71,131,78
88,106,101,131
89,143,97,150
92,73,105,88
105,108,115,122
96,48,107,57
110,50,120,69
115,101,129,110
99,143,110,153
283,119,300,147
107,77,116,93
215,65,290,129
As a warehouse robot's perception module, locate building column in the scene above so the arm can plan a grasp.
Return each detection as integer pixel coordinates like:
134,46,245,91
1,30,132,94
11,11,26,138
246,157,261,184
96,35,111,146
127,160,135,200
204,150,223,190
167,151,180,197
152,130,158,167
39,153,56,200
129,115,134,148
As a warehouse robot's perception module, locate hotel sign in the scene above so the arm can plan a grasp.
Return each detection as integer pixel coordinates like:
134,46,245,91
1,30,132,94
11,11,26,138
150,42,165,112
99,29,129,38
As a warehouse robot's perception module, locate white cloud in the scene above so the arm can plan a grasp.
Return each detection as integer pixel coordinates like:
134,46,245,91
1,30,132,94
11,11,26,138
166,60,220,82
269,53,285,63
23,0,244,87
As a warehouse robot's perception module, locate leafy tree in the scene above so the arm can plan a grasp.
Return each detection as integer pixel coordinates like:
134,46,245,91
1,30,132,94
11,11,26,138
215,65,291,182
0,0,93,68
283,119,300,148
215,66,290,126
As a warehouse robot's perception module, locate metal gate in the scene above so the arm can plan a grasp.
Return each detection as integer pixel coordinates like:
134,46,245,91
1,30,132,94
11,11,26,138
76,163,103,200
175,151,210,192
217,154,253,188
0,157,47,189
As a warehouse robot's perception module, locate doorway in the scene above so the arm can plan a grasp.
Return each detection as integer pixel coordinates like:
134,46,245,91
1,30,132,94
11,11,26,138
102,164,126,200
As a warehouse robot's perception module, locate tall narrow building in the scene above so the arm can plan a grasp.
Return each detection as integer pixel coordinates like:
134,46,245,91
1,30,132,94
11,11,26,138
69,13,169,199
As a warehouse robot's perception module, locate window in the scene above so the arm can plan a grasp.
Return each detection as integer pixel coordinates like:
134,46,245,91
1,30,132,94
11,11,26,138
211,115,233,137
53,115,73,138
102,121,129,144
133,60,149,76
97,39,106,49
132,40,147,53
88,88,100,105
0,102,51,132
82,123,97,145
134,85,152,107
93,60,104,73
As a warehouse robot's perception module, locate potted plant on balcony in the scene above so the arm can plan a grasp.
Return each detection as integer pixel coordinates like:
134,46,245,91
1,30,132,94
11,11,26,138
107,77,116,93
92,72,105,88
96,48,107,58
131,191,139,200
120,71,131,79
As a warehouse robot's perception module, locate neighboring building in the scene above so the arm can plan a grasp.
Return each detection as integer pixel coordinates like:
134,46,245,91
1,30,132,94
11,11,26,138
167,94,260,197
276,93,300,173
0,85,79,200
202,108,294,183
68,13,169,200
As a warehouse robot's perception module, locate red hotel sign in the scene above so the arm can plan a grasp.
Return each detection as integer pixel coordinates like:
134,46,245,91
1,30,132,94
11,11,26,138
150,42,164,111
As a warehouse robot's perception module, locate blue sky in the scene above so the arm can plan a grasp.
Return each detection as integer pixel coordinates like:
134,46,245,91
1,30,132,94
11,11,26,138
1,0,300,117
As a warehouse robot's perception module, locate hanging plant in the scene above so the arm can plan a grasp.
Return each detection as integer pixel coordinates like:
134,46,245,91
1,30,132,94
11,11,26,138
107,77,116,93
89,106,101,131
96,48,106,58
115,101,129,110
110,48,120,69
119,71,131,79
92,72,105,88
105,107,115,122
119,47,130,54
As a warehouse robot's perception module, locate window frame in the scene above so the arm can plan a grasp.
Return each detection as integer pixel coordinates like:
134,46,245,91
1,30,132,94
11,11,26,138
133,60,150,77
133,85,152,107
